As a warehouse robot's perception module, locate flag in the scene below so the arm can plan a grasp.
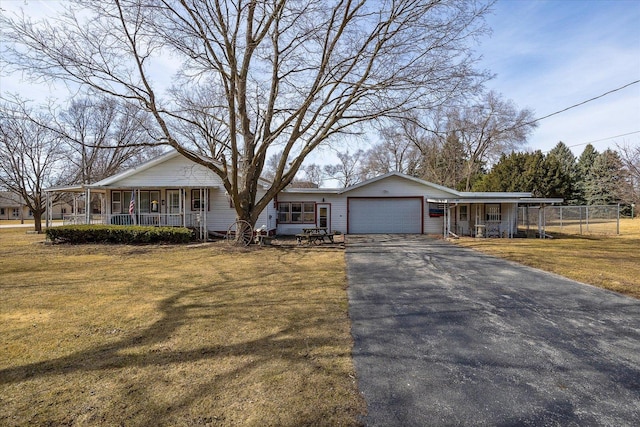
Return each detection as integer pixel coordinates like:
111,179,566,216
129,191,135,216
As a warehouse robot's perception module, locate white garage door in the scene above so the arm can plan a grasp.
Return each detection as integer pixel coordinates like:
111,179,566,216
349,198,422,234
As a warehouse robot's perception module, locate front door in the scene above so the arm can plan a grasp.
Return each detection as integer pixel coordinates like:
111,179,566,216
317,204,331,231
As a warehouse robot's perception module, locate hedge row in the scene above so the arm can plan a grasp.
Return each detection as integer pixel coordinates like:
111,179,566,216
46,225,193,244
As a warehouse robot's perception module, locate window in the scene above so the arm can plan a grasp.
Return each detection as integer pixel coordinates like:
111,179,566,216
191,189,209,211
140,191,151,213
112,191,122,214
112,190,160,214
0,208,4,216
302,203,315,222
12,208,20,217
277,202,315,223
459,205,468,221
485,204,501,222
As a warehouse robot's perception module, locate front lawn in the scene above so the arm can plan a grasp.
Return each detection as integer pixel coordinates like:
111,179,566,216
455,218,640,299
0,229,365,426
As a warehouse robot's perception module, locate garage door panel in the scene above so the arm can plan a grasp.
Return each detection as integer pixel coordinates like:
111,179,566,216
349,198,422,234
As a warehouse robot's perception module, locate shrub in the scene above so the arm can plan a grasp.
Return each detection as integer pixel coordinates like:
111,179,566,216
46,225,193,244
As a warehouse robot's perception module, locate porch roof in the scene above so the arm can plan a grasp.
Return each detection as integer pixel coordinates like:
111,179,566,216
86,185,220,190
45,184,219,192
427,197,564,204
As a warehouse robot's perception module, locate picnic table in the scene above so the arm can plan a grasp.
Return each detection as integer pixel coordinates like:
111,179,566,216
296,227,336,245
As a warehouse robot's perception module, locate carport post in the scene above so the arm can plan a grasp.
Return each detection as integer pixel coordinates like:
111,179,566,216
443,201,448,239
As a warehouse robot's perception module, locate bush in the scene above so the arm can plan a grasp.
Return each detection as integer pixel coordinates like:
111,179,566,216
46,225,193,244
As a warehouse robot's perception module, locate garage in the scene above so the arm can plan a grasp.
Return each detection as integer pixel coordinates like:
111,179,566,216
348,197,423,234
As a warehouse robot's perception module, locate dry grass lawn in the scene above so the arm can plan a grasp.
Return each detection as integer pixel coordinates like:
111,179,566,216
455,218,640,299
0,229,365,426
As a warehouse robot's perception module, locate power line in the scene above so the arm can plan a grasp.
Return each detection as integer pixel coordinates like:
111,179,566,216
522,80,640,128
542,130,640,153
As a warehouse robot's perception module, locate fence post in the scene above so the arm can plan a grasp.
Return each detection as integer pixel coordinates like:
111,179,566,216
579,206,583,235
559,206,563,230
586,205,589,233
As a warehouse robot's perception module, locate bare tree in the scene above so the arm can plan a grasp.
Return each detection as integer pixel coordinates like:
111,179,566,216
359,126,422,180
324,149,365,188
299,164,324,188
446,90,537,190
1,0,491,226
0,100,68,232
53,96,161,183
616,141,640,214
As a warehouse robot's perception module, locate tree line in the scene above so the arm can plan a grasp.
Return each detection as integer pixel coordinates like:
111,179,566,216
0,96,162,231
286,134,639,215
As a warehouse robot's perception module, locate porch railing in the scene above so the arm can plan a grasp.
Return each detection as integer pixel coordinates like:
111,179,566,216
63,213,203,228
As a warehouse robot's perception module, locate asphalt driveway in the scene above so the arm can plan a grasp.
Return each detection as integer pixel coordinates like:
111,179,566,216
346,235,640,426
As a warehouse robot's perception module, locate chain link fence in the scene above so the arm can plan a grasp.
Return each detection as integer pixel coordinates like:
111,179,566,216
518,205,620,237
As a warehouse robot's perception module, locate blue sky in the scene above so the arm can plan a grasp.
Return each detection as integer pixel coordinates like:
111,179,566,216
2,0,639,161
477,0,640,157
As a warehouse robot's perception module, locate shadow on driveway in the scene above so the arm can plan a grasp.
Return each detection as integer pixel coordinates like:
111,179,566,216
346,234,640,426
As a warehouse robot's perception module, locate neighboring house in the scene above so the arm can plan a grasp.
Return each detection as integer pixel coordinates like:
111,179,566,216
0,191,73,221
0,192,32,221
45,150,562,238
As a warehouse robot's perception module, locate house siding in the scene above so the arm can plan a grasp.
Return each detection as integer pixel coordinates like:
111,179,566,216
115,155,223,188
275,193,346,235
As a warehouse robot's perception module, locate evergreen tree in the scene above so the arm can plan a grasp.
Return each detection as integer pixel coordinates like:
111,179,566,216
547,141,577,203
536,154,571,198
474,149,571,199
473,151,544,193
575,144,599,204
584,149,627,205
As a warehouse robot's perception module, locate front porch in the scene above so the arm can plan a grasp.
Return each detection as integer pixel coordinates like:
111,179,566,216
46,186,220,240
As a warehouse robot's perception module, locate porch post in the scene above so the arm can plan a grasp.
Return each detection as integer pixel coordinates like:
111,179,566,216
85,187,91,224
100,193,105,224
136,189,140,225
182,189,186,227
203,188,208,241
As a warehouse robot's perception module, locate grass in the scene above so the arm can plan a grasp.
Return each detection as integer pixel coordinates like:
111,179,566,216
454,218,640,299
0,229,365,426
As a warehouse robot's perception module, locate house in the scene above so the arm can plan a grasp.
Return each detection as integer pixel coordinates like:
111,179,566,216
0,191,74,221
0,192,31,220
45,150,562,238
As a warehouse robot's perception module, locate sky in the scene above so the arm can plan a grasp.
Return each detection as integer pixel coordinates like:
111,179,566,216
1,0,639,162
476,0,640,157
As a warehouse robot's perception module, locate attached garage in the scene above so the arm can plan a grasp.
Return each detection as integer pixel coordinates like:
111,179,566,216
348,197,423,234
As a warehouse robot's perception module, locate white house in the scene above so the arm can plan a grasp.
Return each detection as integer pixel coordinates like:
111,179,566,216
45,150,562,238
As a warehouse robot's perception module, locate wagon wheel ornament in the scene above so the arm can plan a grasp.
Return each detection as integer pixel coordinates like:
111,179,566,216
226,220,253,246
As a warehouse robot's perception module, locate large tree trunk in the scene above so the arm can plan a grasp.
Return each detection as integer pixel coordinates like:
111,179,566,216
33,210,43,233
